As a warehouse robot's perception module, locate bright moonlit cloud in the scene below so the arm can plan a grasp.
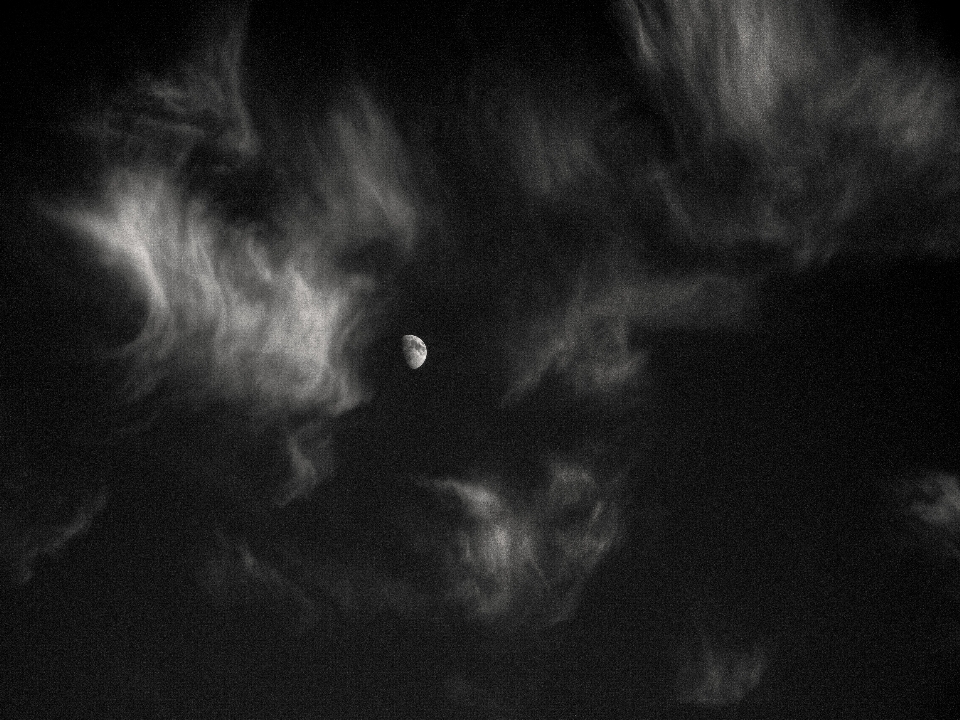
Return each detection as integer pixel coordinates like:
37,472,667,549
57,170,376,418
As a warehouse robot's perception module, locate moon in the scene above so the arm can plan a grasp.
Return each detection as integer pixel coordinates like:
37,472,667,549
401,334,427,369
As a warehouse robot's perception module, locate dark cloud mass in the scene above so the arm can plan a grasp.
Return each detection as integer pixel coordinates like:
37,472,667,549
3,1,960,717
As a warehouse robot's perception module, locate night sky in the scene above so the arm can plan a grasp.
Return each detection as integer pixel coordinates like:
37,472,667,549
4,2,960,718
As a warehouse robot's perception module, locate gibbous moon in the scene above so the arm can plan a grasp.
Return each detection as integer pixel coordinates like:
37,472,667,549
402,334,427,369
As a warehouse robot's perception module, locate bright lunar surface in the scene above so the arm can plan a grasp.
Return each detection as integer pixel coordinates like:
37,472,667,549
402,334,427,369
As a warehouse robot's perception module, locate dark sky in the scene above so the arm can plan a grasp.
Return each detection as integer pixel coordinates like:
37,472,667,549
4,2,960,718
